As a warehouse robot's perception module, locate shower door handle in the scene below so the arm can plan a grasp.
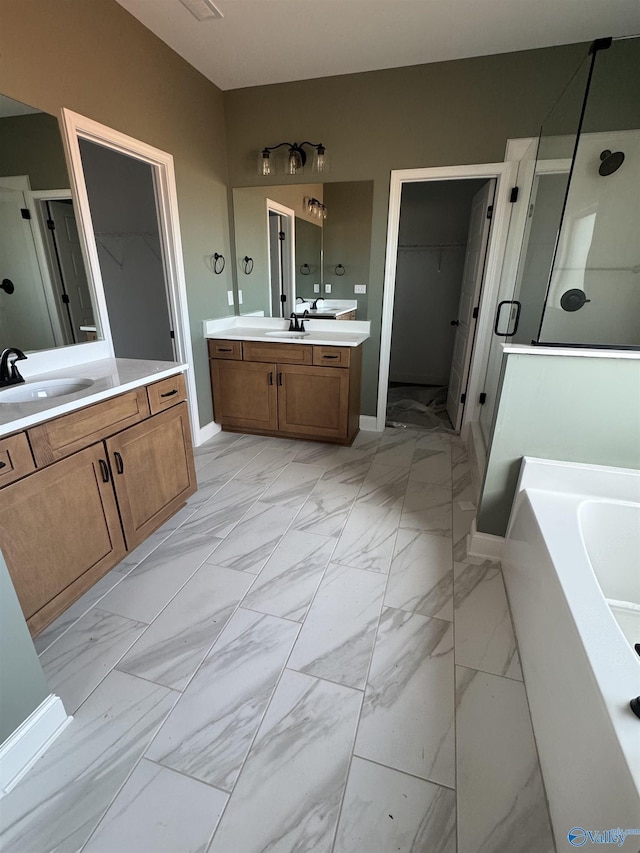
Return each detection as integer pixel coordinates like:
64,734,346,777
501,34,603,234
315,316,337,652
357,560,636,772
494,300,522,337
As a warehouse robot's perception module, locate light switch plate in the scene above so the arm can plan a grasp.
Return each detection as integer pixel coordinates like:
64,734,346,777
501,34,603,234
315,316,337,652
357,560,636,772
314,283,320,293
227,290,234,306
354,284,367,294
324,284,332,293
238,290,243,304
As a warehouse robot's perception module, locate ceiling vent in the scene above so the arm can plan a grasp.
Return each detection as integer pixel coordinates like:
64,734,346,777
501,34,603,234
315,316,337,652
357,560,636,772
179,0,223,21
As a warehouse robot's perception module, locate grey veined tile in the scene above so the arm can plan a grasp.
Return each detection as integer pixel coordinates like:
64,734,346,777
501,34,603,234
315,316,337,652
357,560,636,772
39,608,146,713
375,429,419,468
260,461,324,508
83,759,227,853
454,561,522,680
355,607,455,788
288,563,385,689
33,570,125,655
117,564,253,691
180,478,262,540
333,757,456,853
401,480,452,537
98,525,221,624
242,530,336,621
332,500,401,573
294,445,374,487
292,479,359,538
235,444,299,487
205,501,297,574
146,608,298,791
385,528,453,621
409,446,452,487
0,671,178,853
456,666,554,853
208,669,361,853
357,461,410,507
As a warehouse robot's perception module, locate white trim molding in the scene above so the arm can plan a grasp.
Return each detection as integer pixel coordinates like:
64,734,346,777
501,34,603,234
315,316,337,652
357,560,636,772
59,109,200,442
377,162,519,434
359,415,380,432
467,519,505,562
0,694,71,797
196,420,222,446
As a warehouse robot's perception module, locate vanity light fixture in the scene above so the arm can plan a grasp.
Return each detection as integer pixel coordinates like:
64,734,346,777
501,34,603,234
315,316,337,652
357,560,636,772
259,142,327,177
304,196,327,220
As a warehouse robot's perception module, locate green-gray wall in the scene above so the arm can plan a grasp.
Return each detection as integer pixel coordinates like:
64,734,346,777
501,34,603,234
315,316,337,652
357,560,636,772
0,553,49,744
1,0,233,427
0,113,70,189
477,353,640,536
223,43,590,414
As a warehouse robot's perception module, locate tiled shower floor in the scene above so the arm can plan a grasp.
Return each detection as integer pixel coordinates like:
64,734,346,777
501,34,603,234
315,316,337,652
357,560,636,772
0,428,556,853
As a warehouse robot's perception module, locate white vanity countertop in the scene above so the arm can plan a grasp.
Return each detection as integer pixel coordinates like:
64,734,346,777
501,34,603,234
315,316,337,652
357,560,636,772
203,316,370,347
0,358,187,436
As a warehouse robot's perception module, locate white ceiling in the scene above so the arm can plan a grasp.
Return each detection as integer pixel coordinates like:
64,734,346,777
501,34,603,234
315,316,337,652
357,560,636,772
115,0,639,91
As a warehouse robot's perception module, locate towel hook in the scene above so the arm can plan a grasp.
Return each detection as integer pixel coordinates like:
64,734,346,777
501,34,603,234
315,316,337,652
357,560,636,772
242,256,254,275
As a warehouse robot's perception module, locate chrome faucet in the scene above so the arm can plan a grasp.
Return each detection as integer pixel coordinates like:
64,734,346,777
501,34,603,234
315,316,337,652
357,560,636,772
0,348,27,387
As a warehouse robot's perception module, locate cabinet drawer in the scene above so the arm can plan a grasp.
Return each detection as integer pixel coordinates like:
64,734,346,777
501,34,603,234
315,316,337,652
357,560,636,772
28,387,150,466
0,432,36,488
147,372,186,415
312,346,351,367
243,341,312,365
337,311,356,321
208,339,243,360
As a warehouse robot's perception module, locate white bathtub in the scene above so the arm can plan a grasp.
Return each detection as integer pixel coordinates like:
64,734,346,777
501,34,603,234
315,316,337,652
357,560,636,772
503,458,640,853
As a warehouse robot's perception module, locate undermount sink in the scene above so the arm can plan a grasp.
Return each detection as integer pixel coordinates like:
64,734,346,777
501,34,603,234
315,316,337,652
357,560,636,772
264,330,309,339
0,378,94,402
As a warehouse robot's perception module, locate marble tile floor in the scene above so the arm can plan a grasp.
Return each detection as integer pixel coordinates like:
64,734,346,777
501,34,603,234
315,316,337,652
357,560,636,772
0,427,556,853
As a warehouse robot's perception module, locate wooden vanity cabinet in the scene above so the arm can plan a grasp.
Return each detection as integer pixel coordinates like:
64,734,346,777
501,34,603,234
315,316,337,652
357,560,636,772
209,339,362,444
0,443,127,636
0,374,196,636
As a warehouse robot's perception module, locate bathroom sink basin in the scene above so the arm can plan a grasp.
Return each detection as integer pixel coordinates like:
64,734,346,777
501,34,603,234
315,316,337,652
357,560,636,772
0,378,94,402
264,331,309,339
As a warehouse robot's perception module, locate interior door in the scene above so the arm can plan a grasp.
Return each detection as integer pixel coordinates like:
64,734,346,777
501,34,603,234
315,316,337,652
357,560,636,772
446,179,496,430
47,199,95,343
0,181,56,351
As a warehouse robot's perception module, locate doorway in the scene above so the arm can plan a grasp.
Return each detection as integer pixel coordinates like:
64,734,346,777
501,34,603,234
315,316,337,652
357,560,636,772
387,179,494,432
266,200,295,318
378,163,517,435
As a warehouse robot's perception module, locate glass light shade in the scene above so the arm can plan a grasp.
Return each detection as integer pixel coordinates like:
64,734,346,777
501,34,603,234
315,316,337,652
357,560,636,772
287,147,303,175
312,145,328,174
258,150,273,177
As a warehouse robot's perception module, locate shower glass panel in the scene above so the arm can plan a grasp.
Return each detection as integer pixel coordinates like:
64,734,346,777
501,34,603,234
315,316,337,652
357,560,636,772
538,37,640,348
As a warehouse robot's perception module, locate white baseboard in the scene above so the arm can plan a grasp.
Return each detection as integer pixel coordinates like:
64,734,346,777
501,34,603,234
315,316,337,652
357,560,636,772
466,419,487,505
467,519,505,561
359,415,381,432
195,420,221,447
0,694,71,797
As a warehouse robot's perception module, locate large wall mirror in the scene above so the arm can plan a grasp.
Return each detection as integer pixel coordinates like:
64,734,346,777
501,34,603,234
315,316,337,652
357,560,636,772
232,181,373,318
0,94,100,352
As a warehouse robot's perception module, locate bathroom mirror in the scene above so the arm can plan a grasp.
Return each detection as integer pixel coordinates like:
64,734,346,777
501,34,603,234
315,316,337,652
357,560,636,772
0,94,100,352
232,181,373,318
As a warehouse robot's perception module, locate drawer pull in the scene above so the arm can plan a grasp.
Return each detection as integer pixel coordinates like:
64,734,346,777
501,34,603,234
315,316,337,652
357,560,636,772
268,371,274,385
0,461,6,469
278,372,283,386
217,347,233,353
99,459,110,483
323,354,340,359
160,389,178,398
114,451,124,475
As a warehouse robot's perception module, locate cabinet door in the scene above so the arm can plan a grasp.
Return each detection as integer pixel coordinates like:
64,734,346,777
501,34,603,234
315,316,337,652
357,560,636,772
210,359,277,431
277,364,349,439
106,402,196,551
0,443,126,635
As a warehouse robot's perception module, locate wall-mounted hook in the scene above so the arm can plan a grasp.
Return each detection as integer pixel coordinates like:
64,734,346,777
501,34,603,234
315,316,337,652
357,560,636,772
300,263,311,275
334,263,345,276
242,256,254,275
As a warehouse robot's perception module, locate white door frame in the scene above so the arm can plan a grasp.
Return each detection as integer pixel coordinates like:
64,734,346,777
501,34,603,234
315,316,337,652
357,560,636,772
377,162,518,433
60,109,200,441
266,199,296,317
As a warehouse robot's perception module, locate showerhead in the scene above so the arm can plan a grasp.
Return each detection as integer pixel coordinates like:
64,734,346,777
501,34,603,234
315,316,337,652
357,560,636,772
599,149,625,176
